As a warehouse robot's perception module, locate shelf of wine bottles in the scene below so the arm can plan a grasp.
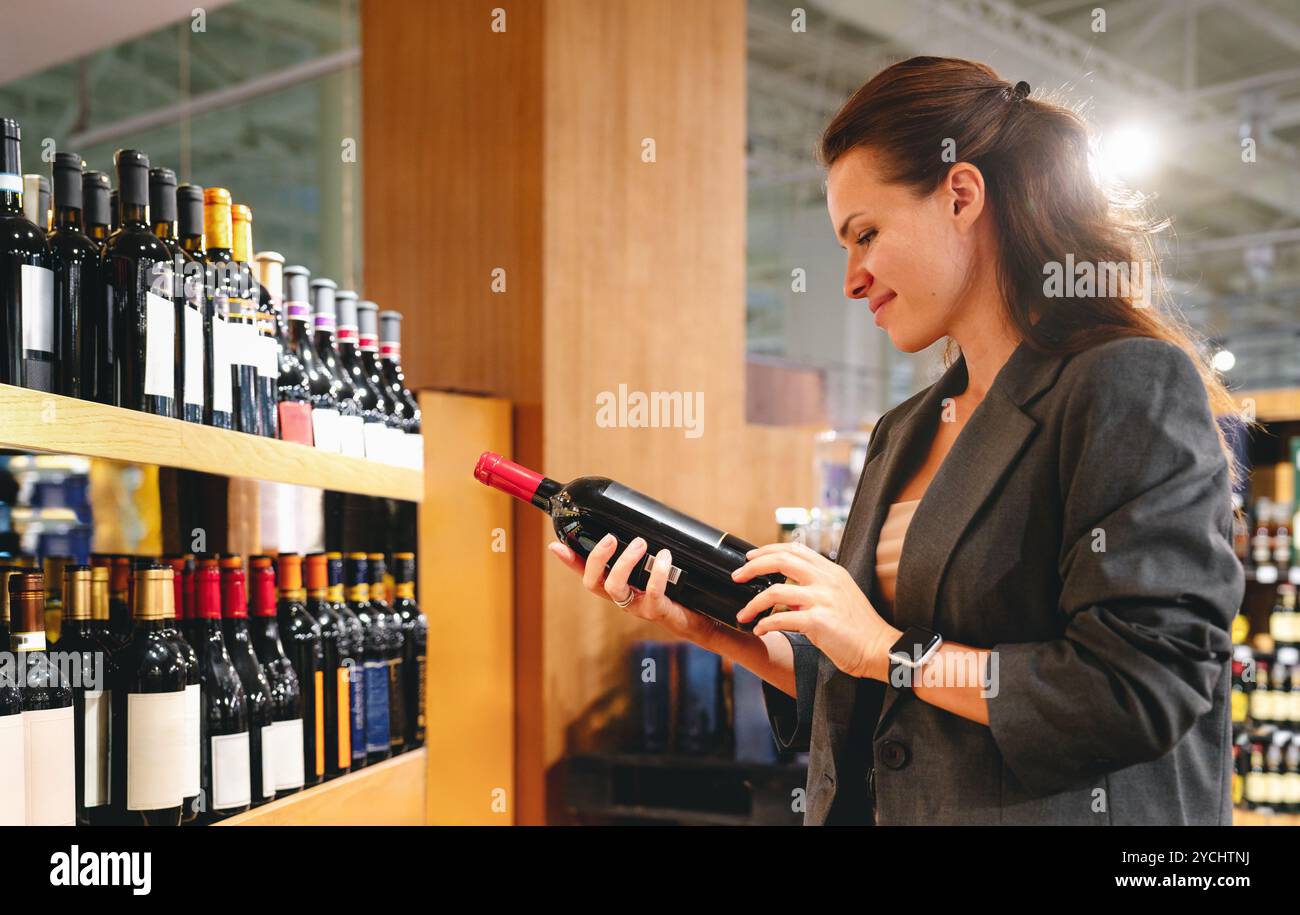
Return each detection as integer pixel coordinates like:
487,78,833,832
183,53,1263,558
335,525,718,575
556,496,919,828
0,117,425,479
0,549,427,826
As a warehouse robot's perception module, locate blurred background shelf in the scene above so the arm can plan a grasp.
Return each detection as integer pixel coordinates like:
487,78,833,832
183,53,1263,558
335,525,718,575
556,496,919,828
217,749,427,826
0,384,423,501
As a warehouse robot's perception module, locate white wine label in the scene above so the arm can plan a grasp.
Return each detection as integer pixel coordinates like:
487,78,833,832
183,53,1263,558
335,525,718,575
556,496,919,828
274,718,305,790
386,426,407,465
183,684,201,797
212,317,234,414
21,263,54,354
231,321,259,366
339,414,366,458
143,291,176,399
0,713,27,826
407,433,425,470
126,691,187,811
260,724,277,800
362,422,388,461
257,335,281,380
83,689,110,808
183,307,205,407
0,172,22,193
211,731,251,811
312,407,341,453
24,706,75,825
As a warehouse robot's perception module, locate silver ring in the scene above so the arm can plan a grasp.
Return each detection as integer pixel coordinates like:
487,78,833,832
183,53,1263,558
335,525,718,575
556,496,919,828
612,588,636,608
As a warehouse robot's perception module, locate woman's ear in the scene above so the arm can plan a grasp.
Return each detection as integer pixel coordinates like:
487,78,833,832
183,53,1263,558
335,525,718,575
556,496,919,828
945,162,986,229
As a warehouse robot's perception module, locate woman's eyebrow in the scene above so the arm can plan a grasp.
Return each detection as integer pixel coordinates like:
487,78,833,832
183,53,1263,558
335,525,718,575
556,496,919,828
836,211,865,240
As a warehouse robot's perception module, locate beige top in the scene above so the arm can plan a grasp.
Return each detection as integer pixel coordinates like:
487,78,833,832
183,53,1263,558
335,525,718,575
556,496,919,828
875,498,920,617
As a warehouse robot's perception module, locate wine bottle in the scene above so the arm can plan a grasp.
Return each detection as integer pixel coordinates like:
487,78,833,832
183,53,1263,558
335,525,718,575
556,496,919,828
23,174,49,231
367,552,406,756
48,152,100,400
108,564,187,825
202,188,241,431
10,571,75,824
330,290,367,457
247,250,280,440
328,551,367,771
56,566,110,825
107,555,132,643
390,552,426,749
303,552,349,778
83,563,119,826
162,557,201,822
379,311,423,469
0,609,22,825
227,203,265,436
356,299,404,463
193,563,250,821
277,554,324,786
81,170,113,404
105,149,175,417
220,558,276,807
249,560,304,796
256,252,313,444
0,118,55,392
42,554,70,645
308,278,349,453
339,298,388,460
109,189,119,232
149,168,203,425
475,452,782,631
346,554,390,763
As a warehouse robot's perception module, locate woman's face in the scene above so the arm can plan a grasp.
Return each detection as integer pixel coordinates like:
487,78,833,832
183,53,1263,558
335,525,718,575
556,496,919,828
826,146,983,353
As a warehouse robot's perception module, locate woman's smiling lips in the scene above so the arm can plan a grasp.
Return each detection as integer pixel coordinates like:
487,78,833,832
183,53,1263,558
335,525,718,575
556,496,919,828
869,291,896,319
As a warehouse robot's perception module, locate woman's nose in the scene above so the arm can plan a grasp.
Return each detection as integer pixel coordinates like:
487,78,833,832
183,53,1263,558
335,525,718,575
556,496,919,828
845,265,871,300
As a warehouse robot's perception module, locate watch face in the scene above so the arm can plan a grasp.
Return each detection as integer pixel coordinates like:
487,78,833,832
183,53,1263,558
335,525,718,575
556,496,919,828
891,627,940,666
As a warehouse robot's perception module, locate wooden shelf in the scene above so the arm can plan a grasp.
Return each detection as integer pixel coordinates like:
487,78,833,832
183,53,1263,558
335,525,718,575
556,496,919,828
217,748,427,825
0,384,422,501
1235,388,1300,423
1234,808,1300,826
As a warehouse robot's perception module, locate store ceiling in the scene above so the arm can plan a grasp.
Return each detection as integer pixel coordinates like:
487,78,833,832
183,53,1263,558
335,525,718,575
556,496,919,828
747,0,1300,390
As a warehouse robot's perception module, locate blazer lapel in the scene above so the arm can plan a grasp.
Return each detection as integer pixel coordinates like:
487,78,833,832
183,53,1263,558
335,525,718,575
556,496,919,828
867,338,1071,739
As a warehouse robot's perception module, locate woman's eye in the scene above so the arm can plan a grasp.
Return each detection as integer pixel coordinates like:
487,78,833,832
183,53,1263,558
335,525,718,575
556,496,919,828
856,229,877,247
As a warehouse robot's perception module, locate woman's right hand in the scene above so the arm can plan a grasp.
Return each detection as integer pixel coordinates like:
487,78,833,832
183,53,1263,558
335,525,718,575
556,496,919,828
547,533,716,643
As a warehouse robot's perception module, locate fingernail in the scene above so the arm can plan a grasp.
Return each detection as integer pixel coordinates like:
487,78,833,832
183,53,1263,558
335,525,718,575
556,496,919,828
656,549,671,568
731,567,742,579
746,549,755,557
630,537,646,551
600,533,615,547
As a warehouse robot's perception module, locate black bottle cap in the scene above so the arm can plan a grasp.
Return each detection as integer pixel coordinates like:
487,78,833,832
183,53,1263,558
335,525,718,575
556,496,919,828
148,167,177,224
284,265,311,304
391,553,416,583
52,152,83,211
82,170,110,227
0,118,21,178
326,553,344,587
176,183,203,238
344,553,368,586
109,189,119,229
113,148,149,209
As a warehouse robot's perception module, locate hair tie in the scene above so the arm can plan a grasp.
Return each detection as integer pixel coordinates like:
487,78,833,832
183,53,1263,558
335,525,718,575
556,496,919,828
1011,80,1031,101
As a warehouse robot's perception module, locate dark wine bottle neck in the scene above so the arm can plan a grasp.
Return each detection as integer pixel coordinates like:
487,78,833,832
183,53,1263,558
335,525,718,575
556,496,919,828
1,191,21,214
54,205,83,231
534,478,561,511
122,202,147,228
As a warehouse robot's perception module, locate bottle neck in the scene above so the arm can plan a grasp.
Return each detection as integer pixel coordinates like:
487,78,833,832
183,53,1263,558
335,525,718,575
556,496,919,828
121,201,148,229
474,452,560,511
1,190,22,216
152,220,176,241
179,234,203,256
54,205,83,231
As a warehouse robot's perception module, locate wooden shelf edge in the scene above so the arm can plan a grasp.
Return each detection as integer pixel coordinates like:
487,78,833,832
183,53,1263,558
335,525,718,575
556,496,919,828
0,384,423,501
217,747,428,826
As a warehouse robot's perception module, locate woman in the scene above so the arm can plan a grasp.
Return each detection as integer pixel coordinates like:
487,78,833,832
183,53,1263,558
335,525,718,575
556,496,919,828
548,57,1244,825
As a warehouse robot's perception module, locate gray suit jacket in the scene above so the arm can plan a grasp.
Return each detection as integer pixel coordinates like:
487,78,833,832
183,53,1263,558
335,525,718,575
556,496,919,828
763,333,1244,825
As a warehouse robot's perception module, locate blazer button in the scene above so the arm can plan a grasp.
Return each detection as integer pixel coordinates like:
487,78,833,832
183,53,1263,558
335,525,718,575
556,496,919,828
879,739,910,770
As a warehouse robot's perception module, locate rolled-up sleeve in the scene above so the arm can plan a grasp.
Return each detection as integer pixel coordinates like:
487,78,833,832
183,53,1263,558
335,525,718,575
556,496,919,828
986,337,1242,795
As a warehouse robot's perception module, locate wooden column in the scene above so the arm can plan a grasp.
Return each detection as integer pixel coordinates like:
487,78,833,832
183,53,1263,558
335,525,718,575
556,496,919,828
363,0,814,824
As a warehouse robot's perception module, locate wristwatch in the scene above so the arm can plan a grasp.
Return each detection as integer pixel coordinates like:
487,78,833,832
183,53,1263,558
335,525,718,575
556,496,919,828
887,625,942,691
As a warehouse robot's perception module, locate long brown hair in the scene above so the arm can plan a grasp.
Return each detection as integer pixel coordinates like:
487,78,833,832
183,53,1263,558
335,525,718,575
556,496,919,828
820,56,1244,485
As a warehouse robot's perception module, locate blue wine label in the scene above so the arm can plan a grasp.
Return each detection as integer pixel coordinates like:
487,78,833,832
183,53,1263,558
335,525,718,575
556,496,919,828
348,660,366,760
364,661,390,753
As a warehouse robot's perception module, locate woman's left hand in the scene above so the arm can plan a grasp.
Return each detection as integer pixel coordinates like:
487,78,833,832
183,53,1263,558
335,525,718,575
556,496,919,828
733,541,901,681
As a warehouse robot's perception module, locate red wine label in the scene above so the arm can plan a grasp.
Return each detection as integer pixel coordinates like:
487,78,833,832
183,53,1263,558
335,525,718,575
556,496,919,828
380,342,400,359
313,671,325,776
278,401,314,445
358,332,378,352
337,324,359,344
337,667,351,769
